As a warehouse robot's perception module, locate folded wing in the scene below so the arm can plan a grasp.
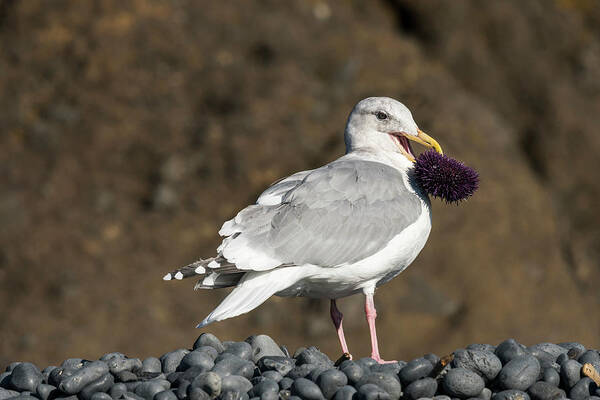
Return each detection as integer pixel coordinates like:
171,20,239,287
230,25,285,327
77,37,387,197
218,159,423,271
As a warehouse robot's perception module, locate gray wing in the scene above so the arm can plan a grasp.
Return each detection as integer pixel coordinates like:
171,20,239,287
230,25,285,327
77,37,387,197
217,159,423,270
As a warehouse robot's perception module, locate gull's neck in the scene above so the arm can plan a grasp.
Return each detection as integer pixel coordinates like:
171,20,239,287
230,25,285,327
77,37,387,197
343,149,415,173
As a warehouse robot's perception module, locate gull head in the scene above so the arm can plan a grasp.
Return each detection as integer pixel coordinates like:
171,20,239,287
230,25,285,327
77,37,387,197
344,97,442,162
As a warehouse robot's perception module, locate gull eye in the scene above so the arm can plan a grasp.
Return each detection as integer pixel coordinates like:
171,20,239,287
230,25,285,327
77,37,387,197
375,111,388,120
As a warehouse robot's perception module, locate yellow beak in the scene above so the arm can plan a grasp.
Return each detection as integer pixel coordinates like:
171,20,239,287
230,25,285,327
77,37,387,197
407,129,443,156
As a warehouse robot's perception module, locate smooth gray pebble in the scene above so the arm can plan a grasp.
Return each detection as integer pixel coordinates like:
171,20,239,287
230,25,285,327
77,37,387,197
569,377,597,400
495,340,528,365
223,342,253,361
443,367,485,398
291,378,325,400
498,356,540,391
154,390,177,400
91,393,113,400
193,334,224,353
316,369,348,400
527,381,565,400
491,390,530,400
357,383,390,400
161,350,190,375
9,362,43,392
559,359,582,388
405,377,437,400
245,335,286,363
142,358,162,374
541,368,559,387
333,386,357,400
191,372,221,398
399,358,433,386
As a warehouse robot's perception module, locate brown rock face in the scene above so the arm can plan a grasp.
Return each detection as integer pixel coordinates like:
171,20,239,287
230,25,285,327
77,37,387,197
0,1,599,367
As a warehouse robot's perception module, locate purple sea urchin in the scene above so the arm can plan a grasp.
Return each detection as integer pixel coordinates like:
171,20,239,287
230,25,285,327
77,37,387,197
414,150,479,203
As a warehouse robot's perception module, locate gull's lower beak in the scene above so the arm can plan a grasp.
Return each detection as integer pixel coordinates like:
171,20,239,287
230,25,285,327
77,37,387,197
407,129,443,156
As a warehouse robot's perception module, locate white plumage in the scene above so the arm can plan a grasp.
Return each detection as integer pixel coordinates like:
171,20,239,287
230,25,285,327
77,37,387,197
164,97,443,363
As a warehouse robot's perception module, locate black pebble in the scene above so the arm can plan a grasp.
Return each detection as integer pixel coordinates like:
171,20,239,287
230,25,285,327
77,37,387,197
134,381,169,400
80,373,114,400
578,350,600,365
424,354,441,366
154,390,178,400
339,361,364,385
35,384,56,400
212,357,254,380
60,361,110,395
187,386,210,400
279,377,294,390
245,335,286,363
467,345,496,353
287,364,317,380
492,390,530,400
357,383,390,400
10,363,43,393
497,356,540,391
443,367,485,398
291,378,325,400
116,371,138,383
191,372,221,398
357,372,401,400
559,359,582,389
355,359,377,371
452,349,502,382
316,369,348,400
220,375,252,394
121,392,146,400
194,347,218,362
261,371,282,382
90,393,112,400
541,368,559,387
296,348,333,367
495,340,528,365
333,385,357,400
257,357,296,376
176,380,190,400
223,342,253,361
107,359,142,375
527,344,565,361
100,353,125,362
249,379,278,397
405,377,437,400
399,358,433,386
527,381,565,400
141,358,162,374
370,364,401,376
109,382,128,398
161,350,190,375
308,366,330,382
178,351,215,372
569,377,597,400
193,334,225,353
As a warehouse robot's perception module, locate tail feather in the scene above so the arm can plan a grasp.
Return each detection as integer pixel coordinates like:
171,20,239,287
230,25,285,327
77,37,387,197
196,269,298,328
194,272,245,290
163,257,237,281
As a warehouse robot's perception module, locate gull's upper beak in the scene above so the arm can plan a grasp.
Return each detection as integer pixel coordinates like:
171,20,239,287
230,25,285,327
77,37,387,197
409,129,443,155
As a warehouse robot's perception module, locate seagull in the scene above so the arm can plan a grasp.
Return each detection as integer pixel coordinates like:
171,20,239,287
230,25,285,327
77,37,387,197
164,97,443,363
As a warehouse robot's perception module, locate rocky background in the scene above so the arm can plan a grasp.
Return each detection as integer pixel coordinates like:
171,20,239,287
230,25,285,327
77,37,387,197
1,0,599,368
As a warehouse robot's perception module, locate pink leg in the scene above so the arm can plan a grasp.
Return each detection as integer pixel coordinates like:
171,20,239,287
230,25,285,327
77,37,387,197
365,292,396,364
330,300,352,358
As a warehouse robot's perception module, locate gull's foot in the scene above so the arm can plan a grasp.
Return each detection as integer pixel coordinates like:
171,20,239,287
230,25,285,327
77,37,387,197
372,355,397,364
334,352,353,366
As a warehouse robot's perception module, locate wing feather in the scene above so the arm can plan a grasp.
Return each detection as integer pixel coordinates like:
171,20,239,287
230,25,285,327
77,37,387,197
218,159,423,270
